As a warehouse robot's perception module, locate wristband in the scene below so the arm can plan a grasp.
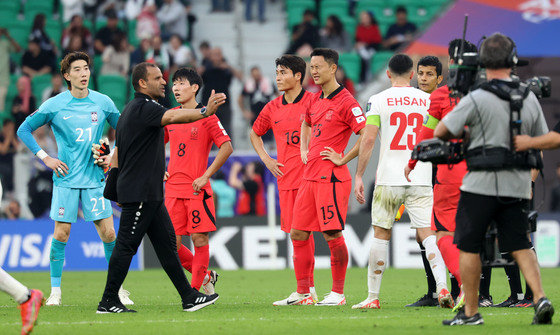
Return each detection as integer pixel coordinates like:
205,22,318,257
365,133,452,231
36,149,48,160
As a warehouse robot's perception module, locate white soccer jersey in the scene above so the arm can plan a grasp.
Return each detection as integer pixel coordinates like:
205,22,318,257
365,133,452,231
365,86,432,186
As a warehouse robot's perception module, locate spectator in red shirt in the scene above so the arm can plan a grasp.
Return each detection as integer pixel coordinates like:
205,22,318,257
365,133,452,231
354,11,382,82
229,161,266,216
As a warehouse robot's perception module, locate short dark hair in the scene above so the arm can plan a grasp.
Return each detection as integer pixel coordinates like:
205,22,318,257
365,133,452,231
417,56,442,76
447,38,477,60
310,48,339,66
172,67,203,95
199,41,210,49
388,53,413,76
131,62,158,91
303,9,315,17
396,6,407,14
275,54,307,84
60,51,90,89
480,33,514,69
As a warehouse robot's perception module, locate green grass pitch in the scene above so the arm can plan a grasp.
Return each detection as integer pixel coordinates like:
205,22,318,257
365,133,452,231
1,267,558,334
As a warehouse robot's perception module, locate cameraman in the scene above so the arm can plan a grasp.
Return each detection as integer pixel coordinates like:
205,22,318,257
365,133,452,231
434,33,554,325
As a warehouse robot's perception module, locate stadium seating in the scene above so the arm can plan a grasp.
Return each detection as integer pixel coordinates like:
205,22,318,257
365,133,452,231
338,52,361,83
24,0,55,19
370,50,394,75
0,0,20,15
8,20,30,50
31,74,52,103
4,74,20,115
97,74,128,110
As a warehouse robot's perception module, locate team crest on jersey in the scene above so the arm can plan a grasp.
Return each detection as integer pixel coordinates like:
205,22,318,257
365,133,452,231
326,110,334,120
191,127,199,140
58,207,65,216
91,112,98,123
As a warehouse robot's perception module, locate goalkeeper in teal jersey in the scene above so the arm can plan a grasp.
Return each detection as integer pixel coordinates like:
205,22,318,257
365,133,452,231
17,52,133,306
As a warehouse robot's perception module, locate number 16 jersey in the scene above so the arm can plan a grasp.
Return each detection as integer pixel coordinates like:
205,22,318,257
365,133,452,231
365,86,432,186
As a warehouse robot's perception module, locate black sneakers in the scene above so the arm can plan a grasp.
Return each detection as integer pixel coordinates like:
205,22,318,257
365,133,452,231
183,292,219,312
405,293,439,307
97,299,137,314
532,297,554,325
443,310,484,326
492,295,519,308
514,297,534,308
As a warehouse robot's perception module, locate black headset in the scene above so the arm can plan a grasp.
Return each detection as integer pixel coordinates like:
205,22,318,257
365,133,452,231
504,36,519,67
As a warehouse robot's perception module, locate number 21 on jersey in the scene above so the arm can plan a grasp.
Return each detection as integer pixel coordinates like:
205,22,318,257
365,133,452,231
389,112,423,150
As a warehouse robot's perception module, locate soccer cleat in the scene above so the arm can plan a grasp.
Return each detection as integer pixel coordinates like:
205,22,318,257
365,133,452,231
478,295,493,307
118,287,134,305
514,297,534,308
45,292,61,306
202,270,219,295
532,297,554,325
438,288,454,308
96,299,137,314
406,293,438,307
272,292,315,306
352,298,380,309
452,289,465,313
183,292,219,312
316,292,346,306
309,286,318,303
19,290,44,335
443,310,484,326
492,295,519,308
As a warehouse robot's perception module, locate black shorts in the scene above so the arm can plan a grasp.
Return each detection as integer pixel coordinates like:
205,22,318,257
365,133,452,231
454,191,532,253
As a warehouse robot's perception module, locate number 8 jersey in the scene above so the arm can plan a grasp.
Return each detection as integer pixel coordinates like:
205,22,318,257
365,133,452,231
164,105,231,198
365,87,432,186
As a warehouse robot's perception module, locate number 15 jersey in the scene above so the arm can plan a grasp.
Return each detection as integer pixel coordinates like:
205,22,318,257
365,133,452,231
365,86,432,186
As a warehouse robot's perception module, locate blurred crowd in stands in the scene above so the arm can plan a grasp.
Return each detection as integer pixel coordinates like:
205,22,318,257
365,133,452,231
0,0,438,220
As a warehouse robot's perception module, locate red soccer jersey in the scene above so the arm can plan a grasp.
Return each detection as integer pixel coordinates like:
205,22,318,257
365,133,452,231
252,89,315,190
164,106,231,198
408,85,467,184
303,86,365,182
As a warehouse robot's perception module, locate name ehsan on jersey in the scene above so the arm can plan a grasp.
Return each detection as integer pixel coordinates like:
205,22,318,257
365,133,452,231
387,97,427,107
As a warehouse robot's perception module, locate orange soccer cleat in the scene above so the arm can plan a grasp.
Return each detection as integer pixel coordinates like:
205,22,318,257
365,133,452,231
18,289,44,335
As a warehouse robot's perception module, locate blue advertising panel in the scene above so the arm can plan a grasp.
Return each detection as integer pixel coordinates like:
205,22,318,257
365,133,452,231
0,218,142,271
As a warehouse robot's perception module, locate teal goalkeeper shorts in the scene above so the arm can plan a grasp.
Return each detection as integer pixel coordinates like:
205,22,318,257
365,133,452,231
50,185,112,223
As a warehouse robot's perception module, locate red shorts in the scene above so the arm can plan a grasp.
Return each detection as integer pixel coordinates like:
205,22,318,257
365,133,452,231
291,179,351,232
165,191,217,235
431,183,461,232
279,189,298,233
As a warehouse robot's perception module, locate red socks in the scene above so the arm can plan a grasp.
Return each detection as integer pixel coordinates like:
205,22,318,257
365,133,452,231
178,244,193,273
437,235,462,286
327,236,348,294
191,245,210,290
309,235,316,287
292,239,314,294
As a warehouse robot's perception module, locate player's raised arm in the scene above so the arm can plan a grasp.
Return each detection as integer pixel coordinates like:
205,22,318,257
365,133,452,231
161,90,226,126
300,120,311,164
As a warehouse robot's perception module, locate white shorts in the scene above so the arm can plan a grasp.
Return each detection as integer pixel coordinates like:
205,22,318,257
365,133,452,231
371,185,433,230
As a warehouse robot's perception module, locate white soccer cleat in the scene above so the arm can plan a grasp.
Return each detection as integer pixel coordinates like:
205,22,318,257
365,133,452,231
352,298,380,309
273,292,315,306
316,291,346,306
309,286,318,303
118,287,134,305
202,270,219,295
45,292,61,306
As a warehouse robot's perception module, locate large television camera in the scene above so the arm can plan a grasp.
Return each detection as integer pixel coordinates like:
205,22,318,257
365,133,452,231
412,15,551,167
